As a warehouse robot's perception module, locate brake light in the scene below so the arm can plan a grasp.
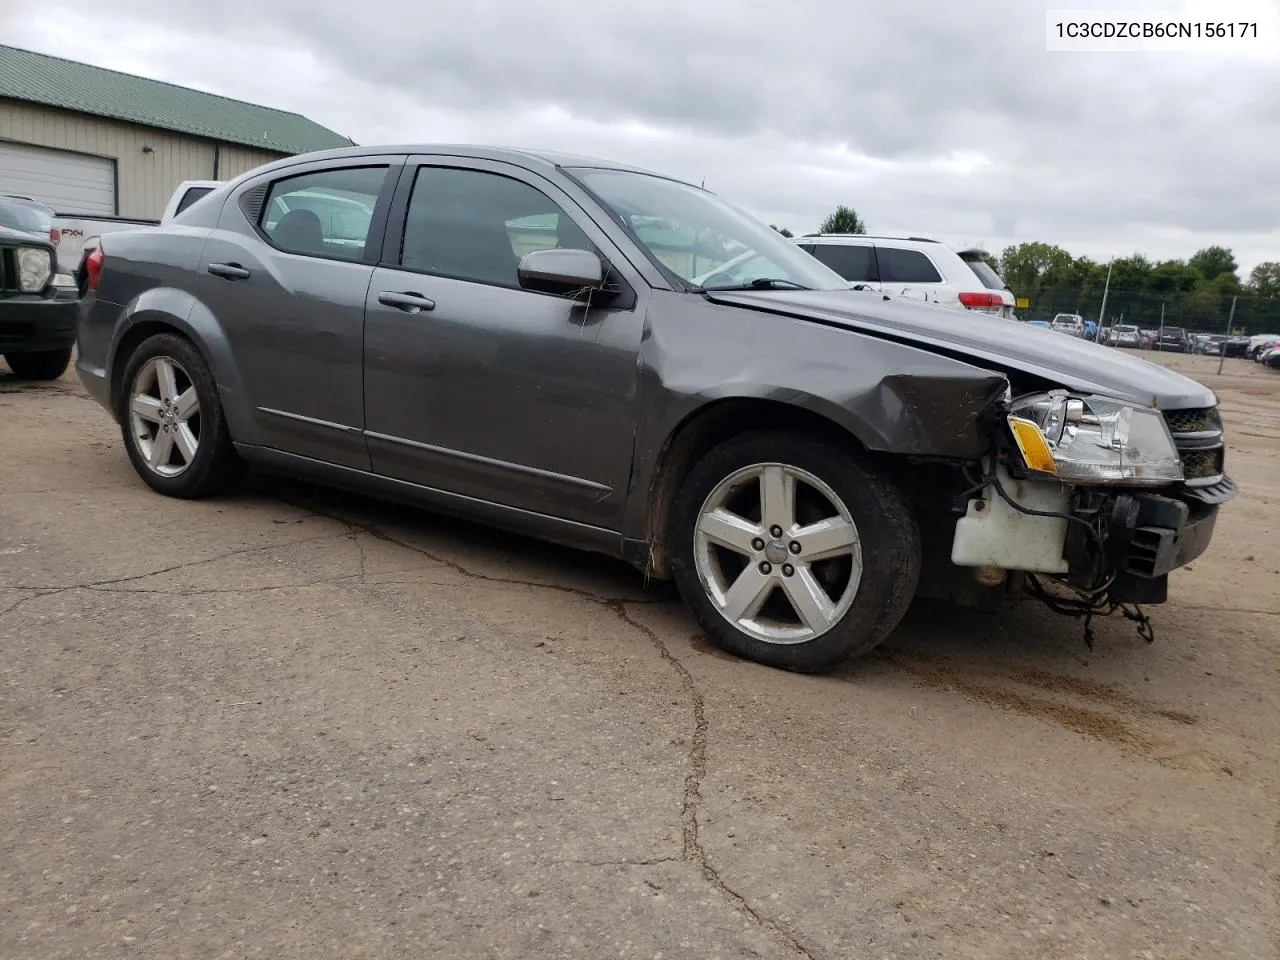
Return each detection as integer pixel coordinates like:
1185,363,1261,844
85,247,104,292
957,292,1004,310
50,227,60,245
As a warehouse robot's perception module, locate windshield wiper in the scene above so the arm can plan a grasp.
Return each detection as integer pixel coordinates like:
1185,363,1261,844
698,278,812,292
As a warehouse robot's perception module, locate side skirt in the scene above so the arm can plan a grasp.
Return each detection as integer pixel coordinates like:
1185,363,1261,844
234,443,625,560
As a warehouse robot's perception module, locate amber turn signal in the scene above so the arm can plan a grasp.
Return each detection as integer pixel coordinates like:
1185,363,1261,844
1007,416,1058,474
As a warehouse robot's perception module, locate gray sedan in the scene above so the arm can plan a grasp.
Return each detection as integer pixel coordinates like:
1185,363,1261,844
76,145,1233,672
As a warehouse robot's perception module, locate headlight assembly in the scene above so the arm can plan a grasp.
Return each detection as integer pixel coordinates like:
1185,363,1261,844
17,246,53,293
1007,390,1183,485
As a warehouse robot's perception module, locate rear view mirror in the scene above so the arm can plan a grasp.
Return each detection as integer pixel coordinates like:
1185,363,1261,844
517,248,604,298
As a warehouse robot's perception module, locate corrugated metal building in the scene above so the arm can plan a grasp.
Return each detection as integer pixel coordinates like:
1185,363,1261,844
0,44,353,219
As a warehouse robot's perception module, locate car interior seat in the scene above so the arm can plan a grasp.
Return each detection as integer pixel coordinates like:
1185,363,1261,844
273,209,326,255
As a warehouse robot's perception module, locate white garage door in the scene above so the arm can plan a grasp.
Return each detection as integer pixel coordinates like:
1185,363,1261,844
0,141,116,215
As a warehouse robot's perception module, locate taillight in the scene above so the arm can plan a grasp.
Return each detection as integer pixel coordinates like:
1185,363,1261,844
49,227,60,246
85,247,104,292
957,292,1005,310
958,292,1006,315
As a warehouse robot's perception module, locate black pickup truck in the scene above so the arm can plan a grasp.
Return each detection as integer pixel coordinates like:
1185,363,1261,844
0,224,78,380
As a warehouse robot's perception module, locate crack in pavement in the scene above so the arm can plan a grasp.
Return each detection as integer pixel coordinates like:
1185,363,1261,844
283,497,671,607
0,532,354,616
280,496,815,957
7,485,810,957
80,565,432,597
561,857,682,868
608,600,816,960
604,600,708,865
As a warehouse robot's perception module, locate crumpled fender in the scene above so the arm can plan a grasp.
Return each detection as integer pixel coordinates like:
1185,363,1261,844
635,294,1009,458
621,293,1010,548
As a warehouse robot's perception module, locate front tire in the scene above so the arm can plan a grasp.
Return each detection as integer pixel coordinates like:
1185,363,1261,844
670,431,921,673
116,333,244,498
4,347,72,380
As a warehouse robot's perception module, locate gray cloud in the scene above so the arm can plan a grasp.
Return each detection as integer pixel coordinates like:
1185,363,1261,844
5,0,1279,271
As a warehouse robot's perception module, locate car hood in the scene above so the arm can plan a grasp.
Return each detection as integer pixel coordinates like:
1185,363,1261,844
706,289,1217,410
0,223,50,246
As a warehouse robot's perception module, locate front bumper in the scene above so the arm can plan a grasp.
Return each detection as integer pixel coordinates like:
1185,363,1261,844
0,295,78,354
1087,490,1223,605
950,468,1230,607
1104,493,1218,578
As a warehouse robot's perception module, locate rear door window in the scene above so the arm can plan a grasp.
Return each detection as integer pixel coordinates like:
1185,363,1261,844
876,247,943,284
807,243,877,282
260,166,388,261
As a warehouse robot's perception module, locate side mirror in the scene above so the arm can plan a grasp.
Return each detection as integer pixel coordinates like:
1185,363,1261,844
517,248,604,298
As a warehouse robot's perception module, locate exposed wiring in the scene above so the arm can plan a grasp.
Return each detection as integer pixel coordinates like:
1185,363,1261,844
1024,574,1155,650
975,468,1156,649
958,463,986,499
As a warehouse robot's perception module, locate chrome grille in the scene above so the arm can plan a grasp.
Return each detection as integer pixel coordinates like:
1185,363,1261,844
1163,407,1221,434
1163,406,1226,492
1179,447,1224,480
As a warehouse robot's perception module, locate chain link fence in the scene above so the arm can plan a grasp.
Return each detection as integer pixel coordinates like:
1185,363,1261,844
1017,286,1280,333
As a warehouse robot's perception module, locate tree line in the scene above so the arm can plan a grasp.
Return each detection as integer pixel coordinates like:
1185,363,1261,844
771,204,1279,333
996,242,1280,332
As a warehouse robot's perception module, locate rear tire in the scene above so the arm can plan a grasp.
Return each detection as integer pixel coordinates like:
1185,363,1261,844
116,333,244,498
4,347,72,380
670,431,921,673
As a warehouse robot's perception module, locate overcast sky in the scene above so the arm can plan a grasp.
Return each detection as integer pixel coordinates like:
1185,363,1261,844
5,0,1279,275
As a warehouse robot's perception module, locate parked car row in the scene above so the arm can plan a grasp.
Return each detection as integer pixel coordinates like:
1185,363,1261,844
1246,334,1280,361
1189,334,1234,356
1037,319,1271,361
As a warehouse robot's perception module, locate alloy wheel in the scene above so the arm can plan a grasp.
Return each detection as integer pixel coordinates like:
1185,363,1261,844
693,462,863,644
128,356,201,477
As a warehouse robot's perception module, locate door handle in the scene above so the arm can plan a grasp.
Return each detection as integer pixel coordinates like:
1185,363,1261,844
208,262,251,280
378,291,436,313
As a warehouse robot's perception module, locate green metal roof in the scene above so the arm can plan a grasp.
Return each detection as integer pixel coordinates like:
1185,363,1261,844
0,44,354,155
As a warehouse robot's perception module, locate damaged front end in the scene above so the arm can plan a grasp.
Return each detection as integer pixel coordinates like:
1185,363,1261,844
944,389,1236,645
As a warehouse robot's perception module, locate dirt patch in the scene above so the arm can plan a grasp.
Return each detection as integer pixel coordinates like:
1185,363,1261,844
1009,668,1201,726
889,656,1156,752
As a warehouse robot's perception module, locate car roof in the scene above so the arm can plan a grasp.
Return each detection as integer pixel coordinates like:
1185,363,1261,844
0,193,54,210
800,234,941,244
256,143,662,177
0,222,51,244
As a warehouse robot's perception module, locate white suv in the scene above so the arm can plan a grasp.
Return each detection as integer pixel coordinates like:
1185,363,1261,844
793,234,1016,318
1049,313,1086,337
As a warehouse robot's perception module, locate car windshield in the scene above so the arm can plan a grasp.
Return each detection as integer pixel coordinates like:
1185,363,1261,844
567,167,848,291
0,199,52,235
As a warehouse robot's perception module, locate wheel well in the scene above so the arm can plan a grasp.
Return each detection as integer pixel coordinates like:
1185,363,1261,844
109,320,191,411
643,399,865,579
